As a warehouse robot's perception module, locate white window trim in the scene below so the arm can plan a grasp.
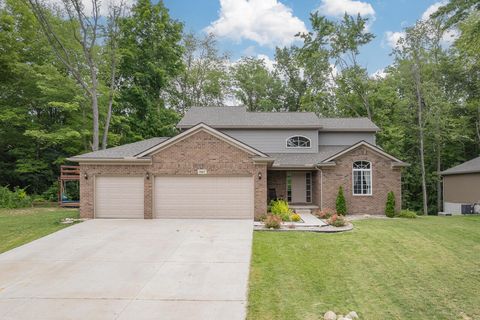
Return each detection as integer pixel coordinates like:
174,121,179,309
286,135,312,149
352,160,373,196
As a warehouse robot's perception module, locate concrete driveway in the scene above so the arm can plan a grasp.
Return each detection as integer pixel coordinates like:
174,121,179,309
0,219,253,320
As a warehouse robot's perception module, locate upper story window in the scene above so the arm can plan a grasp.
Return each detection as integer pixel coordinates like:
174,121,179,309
353,161,372,195
286,136,311,148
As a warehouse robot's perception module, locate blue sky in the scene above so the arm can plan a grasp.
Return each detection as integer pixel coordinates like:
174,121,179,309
162,0,448,75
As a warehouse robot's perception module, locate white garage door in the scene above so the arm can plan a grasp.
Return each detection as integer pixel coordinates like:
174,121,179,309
154,176,254,219
95,176,144,219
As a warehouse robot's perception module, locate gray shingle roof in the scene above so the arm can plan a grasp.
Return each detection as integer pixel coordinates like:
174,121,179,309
69,137,169,159
440,156,480,175
177,106,321,129
177,106,379,131
269,146,347,167
318,118,379,131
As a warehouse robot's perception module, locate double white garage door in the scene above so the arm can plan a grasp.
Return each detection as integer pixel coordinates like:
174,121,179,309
95,176,254,219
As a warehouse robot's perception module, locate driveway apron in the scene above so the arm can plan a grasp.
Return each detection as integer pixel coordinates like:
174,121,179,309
0,219,253,320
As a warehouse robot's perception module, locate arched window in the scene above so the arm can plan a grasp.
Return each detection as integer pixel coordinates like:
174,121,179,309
286,136,311,148
353,161,372,195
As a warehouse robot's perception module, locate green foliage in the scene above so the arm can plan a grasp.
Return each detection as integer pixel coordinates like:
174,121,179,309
232,57,284,111
291,213,301,222
0,186,32,208
385,191,396,218
264,214,282,229
117,0,184,139
336,187,347,215
398,210,418,219
270,200,293,221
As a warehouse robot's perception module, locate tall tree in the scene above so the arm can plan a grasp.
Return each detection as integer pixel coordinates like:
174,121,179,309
231,57,284,111
27,0,105,150
296,13,374,117
117,0,183,139
0,0,85,193
165,33,230,114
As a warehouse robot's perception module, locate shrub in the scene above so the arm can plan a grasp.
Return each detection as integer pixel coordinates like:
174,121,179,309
327,214,348,227
42,182,59,201
398,209,417,219
291,213,301,222
336,186,347,215
0,186,33,208
385,191,396,218
270,199,293,221
316,208,336,219
264,214,282,229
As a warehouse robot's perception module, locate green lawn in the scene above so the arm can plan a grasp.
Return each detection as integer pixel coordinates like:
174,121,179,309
248,216,480,320
0,207,80,254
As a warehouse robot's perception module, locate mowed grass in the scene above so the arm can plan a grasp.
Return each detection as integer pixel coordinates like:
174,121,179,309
248,216,480,320
0,207,80,254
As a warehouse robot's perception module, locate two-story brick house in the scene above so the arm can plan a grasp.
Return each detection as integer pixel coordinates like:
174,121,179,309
69,106,408,219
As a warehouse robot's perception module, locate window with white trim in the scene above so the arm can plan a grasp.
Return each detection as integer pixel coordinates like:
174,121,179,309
286,136,311,148
353,161,372,195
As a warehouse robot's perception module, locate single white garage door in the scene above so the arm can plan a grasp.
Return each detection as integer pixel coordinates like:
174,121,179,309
154,176,254,219
95,176,144,219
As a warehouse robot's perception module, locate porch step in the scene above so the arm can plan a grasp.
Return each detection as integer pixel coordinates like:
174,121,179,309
294,209,313,215
290,205,319,215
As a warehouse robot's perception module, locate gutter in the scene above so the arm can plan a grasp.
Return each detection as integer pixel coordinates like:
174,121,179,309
66,157,152,165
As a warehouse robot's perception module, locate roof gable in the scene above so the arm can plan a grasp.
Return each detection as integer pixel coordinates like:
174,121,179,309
137,123,269,158
321,141,408,165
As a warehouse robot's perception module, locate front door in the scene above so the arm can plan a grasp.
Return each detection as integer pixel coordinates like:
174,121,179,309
287,172,312,203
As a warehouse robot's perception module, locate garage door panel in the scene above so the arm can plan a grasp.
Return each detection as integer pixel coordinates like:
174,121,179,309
95,177,144,219
154,176,253,219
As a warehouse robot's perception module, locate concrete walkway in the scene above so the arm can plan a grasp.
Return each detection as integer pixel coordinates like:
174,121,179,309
0,219,253,320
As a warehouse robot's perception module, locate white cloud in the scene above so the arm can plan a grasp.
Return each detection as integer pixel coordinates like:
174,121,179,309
384,31,405,49
421,1,447,21
317,0,375,18
204,0,307,47
242,45,257,57
371,68,387,79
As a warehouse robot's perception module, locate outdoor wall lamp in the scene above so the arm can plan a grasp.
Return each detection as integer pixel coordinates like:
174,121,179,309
84,172,88,180
258,172,262,180
145,172,150,180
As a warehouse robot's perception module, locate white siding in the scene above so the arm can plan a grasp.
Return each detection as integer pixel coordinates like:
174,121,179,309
318,132,376,146
221,129,318,153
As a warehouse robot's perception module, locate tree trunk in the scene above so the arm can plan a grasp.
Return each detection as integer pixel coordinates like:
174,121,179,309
102,98,113,150
413,64,428,215
91,89,99,151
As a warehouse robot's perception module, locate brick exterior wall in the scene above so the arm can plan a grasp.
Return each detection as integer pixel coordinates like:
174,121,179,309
79,130,267,219
319,146,402,214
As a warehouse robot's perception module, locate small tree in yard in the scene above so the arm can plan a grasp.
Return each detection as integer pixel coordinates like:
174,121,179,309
385,191,396,218
336,186,347,215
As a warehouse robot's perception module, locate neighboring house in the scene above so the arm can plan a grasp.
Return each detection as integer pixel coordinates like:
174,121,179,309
440,156,480,214
68,106,408,219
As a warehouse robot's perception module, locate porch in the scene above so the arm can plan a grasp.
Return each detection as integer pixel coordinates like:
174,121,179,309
267,169,320,213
